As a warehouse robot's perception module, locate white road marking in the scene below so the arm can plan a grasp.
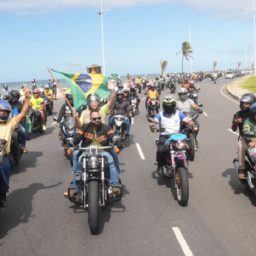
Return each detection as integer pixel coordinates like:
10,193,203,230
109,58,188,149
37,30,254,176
203,111,208,117
136,143,145,160
131,117,134,125
228,128,239,136
220,84,239,105
172,227,194,256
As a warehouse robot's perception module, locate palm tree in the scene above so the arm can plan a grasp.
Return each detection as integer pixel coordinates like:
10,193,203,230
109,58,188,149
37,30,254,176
213,60,218,72
181,41,193,74
160,60,168,75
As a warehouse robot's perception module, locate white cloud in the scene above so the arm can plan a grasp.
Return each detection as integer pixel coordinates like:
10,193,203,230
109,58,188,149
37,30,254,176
0,0,254,17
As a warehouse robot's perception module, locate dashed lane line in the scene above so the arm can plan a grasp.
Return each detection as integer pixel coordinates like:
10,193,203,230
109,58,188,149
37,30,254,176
172,227,194,256
203,111,209,117
136,143,146,160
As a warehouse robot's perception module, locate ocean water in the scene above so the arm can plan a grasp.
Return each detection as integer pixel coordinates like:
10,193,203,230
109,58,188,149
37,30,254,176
3,79,68,91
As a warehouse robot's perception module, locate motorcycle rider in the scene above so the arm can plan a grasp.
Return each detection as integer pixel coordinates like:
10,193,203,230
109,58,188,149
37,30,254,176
149,96,194,170
9,90,30,154
242,102,256,172
0,89,30,207
79,83,116,126
65,110,122,198
30,88,47,131
109,90,131,140
43,84,54,113
232,93,256,179
145,82,160,110
57,94,74,123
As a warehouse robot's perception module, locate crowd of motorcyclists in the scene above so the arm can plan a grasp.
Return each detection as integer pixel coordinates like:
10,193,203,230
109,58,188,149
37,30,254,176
1,68,253,225
0,79,56,207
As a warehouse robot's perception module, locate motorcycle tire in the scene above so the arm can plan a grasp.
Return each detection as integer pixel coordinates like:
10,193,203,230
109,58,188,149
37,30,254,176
175,167,189,206
188,133,195,161
88,180,100,234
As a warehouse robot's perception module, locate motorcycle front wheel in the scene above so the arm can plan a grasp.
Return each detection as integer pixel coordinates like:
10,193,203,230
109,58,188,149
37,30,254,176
88,180,100,234
175,167,189,206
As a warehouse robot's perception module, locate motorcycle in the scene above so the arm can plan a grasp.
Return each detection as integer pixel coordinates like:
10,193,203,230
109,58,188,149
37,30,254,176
129,88,139,116
111,115,127,149
54,116,75,159
147,98,159,117
149,122,190,206
233,151,256,194
29,109,44,134
188,89,199,105
67,145,122,234
0,139,7,206
167,78,176,93
45,97,53,116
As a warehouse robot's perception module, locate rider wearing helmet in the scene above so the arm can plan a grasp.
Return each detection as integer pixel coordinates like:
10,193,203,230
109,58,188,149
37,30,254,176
30,88,46,131
0,89,31,207
109,90,131,139
177,87,201,113
232,93,256,179
149,96,194,169
79,86,116,126
145,82,160,109
56,94,74,123
243,102,256,173
44,84,53,101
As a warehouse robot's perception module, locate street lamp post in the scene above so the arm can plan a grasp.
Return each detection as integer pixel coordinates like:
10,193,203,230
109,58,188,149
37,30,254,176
98,0,110,76
244,0,256,76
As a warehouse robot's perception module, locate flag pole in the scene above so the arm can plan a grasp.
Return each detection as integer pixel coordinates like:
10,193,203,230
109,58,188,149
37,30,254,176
47,67,77,115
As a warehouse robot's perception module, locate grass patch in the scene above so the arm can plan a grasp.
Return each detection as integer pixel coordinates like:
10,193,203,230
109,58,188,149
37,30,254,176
241,76,256,92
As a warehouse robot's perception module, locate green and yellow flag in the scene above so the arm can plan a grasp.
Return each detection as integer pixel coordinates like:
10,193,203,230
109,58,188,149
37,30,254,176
51,69,110,110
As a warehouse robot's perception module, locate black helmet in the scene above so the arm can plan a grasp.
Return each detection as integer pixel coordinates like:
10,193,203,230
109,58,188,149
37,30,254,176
240,93,256,110
162,96,176,114
116,90,124,100
250,102,256,114
66,94,73,101
10,90,20,99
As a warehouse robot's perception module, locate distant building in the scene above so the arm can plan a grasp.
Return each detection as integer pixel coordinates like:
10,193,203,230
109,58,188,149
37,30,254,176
87,64,102,74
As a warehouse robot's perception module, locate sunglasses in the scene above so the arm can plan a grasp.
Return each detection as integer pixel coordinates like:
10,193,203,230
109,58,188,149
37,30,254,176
92,117,101,121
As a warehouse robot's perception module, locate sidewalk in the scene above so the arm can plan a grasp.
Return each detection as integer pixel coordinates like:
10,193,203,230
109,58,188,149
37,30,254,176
226,75,253,100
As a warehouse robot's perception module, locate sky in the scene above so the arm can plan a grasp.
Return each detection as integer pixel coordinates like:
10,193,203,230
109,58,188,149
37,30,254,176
0,0,256,82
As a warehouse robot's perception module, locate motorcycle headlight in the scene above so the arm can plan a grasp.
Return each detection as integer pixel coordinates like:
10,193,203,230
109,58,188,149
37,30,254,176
88,156,100,170
174,141,187,151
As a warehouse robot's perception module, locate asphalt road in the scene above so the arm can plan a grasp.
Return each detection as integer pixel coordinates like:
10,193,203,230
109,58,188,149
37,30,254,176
1,78,255,256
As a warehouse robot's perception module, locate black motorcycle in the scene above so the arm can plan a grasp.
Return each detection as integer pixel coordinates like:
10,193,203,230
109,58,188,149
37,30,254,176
233,149,256,194
29,109,44,134
45,97,53,116
146,98,159,117
67,145,122,234
188,89,199,105
54,116,75,159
